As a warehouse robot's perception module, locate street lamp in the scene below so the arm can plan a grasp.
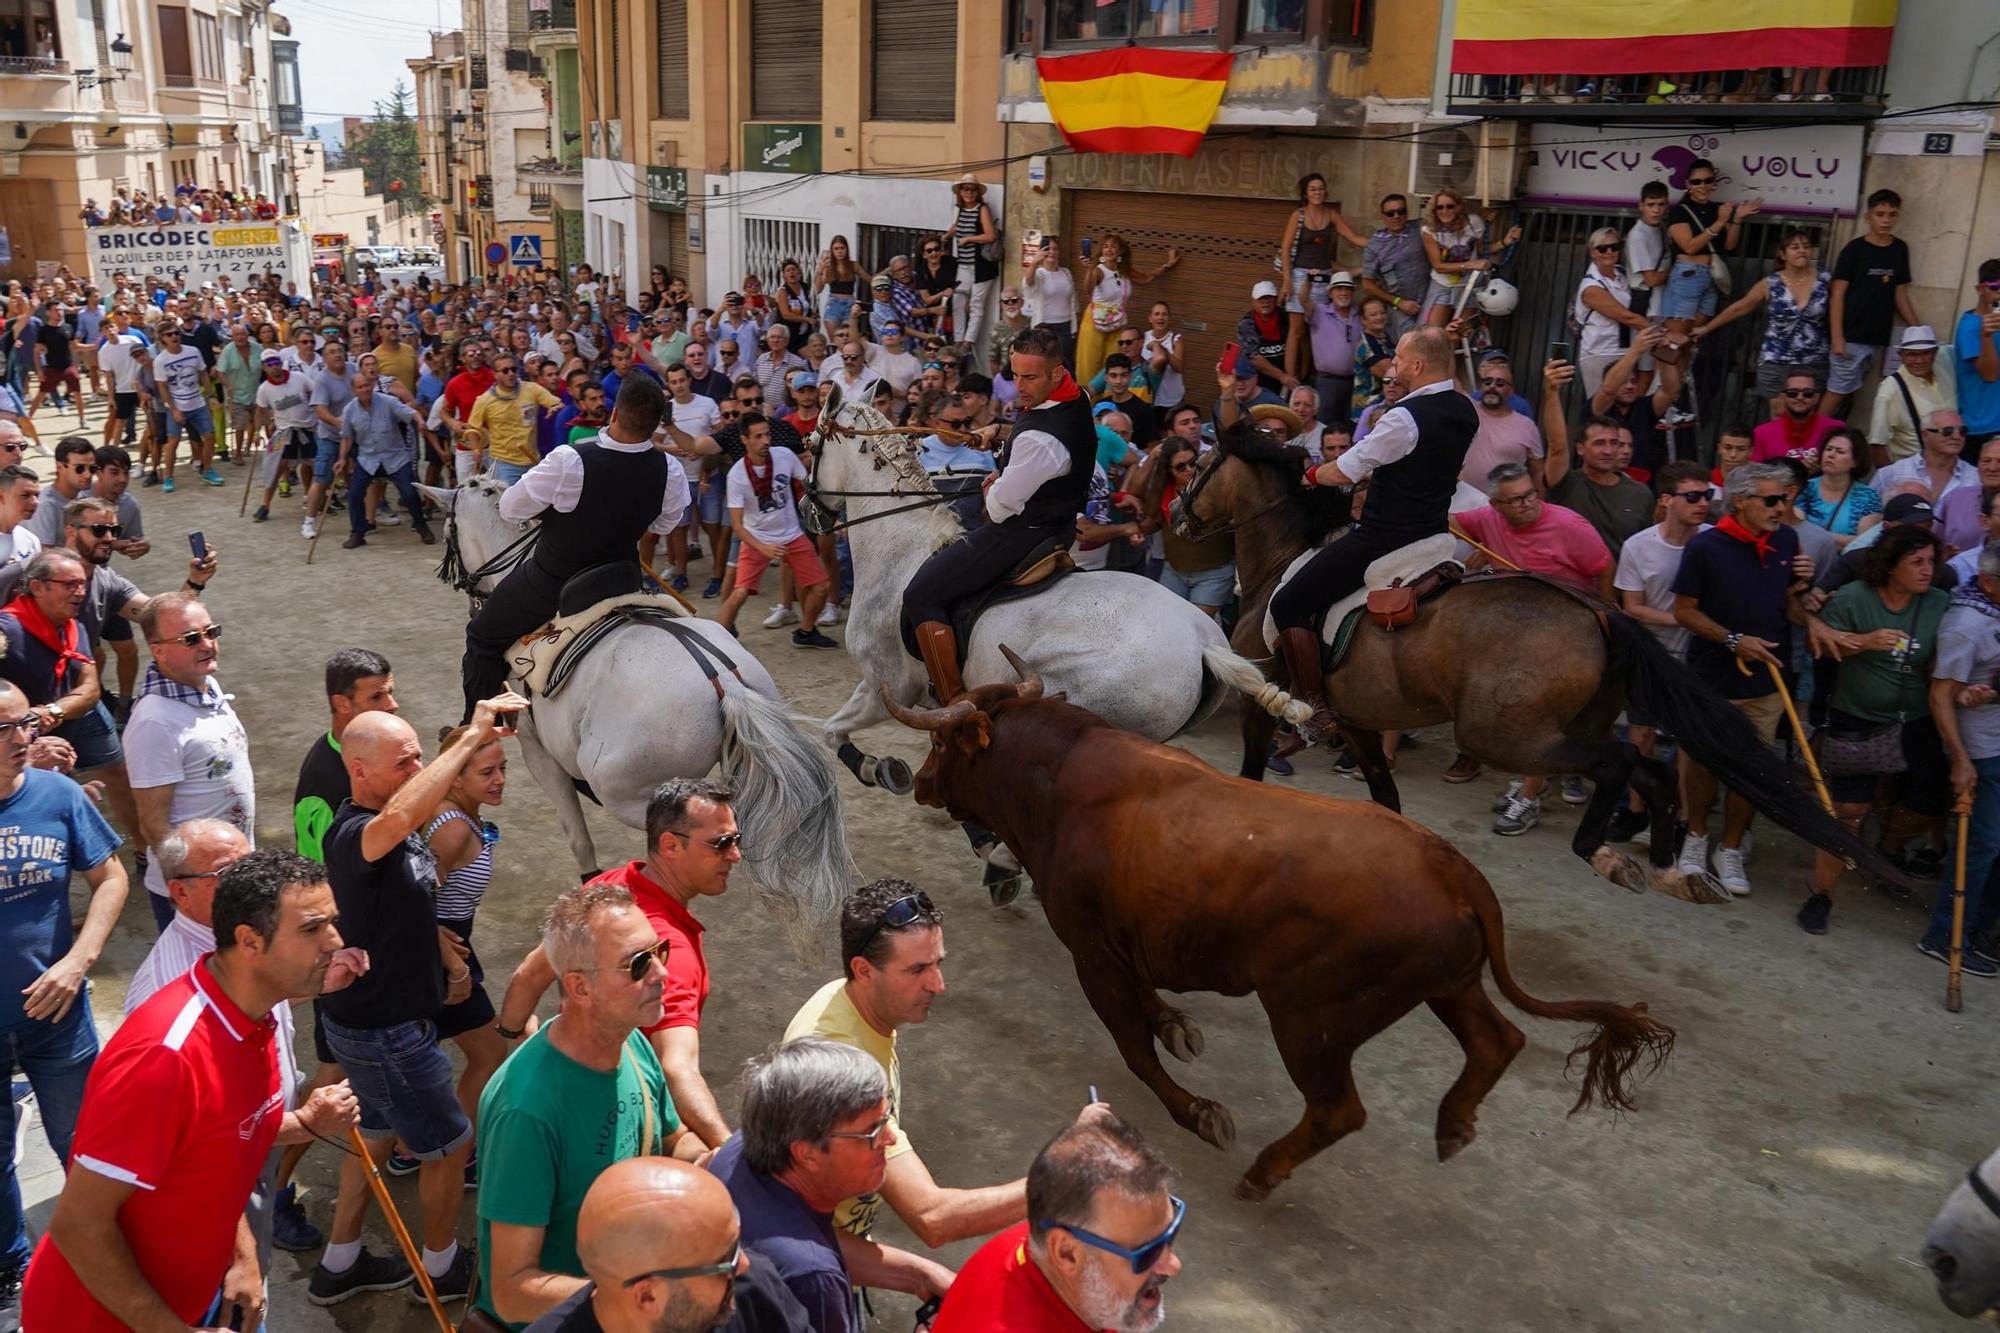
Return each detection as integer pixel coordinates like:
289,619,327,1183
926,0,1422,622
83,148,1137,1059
76,34,134,91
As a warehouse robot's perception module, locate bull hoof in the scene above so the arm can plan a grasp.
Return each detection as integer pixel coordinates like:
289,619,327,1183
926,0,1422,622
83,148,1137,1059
1649,865,1731,906
1155,1009,1205,1063
1436,1122,1477,1162
1588,846,1649,894
1233,1175,1274,1204
1188,1097,1236,1150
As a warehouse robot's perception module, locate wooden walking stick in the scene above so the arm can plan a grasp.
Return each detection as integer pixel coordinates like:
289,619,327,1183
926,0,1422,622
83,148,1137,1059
346,1125,455,1333
239,432,267,516
304,472,335,564
1950,787,1974,1013
1739,656,1838,817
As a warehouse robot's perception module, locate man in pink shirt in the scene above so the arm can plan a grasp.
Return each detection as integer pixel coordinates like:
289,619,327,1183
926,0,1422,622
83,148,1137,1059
1751,368,1844,464
1457,461,1614,837
1459,355,1546,489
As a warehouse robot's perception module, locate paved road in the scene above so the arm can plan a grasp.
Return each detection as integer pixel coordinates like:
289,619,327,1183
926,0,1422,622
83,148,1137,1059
15,395,1984,1330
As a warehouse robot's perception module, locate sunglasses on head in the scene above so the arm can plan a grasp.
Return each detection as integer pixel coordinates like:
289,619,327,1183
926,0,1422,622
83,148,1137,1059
857,890,937,956
1036,1195,1187,1275
151,623,222,649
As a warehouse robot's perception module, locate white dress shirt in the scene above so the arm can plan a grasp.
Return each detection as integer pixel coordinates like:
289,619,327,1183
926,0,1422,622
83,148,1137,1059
499,427,689,534
1873,451,1979,508
1337,378,1459,481
986,418,1074,524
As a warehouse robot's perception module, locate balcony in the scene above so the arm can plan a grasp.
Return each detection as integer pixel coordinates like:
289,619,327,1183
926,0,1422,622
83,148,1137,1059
469,54,488,90
1445,65,1889,122
0,54,69,76
276,102,303,134
525,0,576,59
527,182,551,214
517,154,582,185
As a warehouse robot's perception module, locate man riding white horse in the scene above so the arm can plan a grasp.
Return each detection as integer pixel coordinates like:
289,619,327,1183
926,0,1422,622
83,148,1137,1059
459,374,689,721
901,326,1098,704
1277,325,1479,742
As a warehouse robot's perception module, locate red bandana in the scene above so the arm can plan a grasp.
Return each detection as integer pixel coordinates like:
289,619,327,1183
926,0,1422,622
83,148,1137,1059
0,594,90,695
1716,513,1775,563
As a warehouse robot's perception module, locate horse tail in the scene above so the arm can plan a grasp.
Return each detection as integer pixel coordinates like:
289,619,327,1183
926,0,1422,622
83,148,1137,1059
717,678,856,961
1461,864,1675,1115
1605,610,1913,890
1200,645,1312,727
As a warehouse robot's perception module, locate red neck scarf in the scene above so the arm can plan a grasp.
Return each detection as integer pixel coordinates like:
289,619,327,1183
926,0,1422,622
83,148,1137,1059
1716,513,1775,563
745,455,775,500
1780,412,1818,450
2,594,89,694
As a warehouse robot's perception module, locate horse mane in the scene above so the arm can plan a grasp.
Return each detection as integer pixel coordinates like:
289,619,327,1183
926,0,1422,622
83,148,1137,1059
826,398,963,552
1213,420,1350,547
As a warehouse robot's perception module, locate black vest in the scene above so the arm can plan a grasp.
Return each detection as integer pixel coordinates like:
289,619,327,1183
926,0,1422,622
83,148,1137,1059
533,435,669,578
1361,385,1478,540
998,392,1098,530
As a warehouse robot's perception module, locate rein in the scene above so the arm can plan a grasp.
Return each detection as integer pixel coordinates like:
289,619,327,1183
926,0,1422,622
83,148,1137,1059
1967,1163,2000,1224
438,513,539,608
803,410,970,535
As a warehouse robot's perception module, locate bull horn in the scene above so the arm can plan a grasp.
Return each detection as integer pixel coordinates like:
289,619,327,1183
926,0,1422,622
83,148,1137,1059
996,645,1044,701
880,685,983,732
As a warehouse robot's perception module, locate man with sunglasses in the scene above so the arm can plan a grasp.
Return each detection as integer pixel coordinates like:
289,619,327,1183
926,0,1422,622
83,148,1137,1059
713,1037,953,1330
1874,408,1977,511
932,1115,1181,1333
1361,193,1430,339
21,438,94,547
1750,370,1845,467
150,322,220,494
473,881,706,1328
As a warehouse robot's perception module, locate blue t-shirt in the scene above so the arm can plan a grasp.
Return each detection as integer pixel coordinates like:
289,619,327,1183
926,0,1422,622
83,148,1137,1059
0,769,120,1029
1670,523,1800,700
919,434,995,474
1956,310,2000,435
710,1136,854,1333
1094,424,1133,475
0,616,96,708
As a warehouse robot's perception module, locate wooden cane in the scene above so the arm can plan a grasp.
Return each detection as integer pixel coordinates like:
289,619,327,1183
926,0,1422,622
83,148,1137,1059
239,433,267,516
346,1125,454,1333
1949,788,1974,1013
638,555,699,614
839,425,984,447
1447,521,1522,572
1755,658,1837,818
304,476,333,564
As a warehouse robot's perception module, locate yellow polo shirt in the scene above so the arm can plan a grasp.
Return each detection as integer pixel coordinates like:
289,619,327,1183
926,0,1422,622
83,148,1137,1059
465,382,562,468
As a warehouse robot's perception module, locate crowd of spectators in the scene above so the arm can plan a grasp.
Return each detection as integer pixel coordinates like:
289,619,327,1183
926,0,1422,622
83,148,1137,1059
77,183,283,228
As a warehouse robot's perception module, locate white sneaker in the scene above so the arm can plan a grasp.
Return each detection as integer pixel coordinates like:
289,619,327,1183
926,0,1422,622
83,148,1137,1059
761,603,798,628
1491,777,1524,815
301,516,319,539
817,602,842,627
1717,847,1752,897
1677,831,1710,877
375,510,402,526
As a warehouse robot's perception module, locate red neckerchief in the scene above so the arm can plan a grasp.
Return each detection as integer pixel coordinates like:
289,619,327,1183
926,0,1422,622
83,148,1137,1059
1780,412,1818,451
1715,514,1776,563
1252,309,1285,343
1041,373,1082,406
745,453,776,501
1,595,90,695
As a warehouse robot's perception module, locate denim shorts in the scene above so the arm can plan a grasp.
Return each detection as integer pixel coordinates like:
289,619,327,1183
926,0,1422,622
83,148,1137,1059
1661,262,1719,321
822,294,854,327
1160,561,1235,609
56,703,122,770
1827,343,1882,395
696,475,725,525
492,460,534,486
319,1014,472,1157
313,434,340,485
166,402,215,441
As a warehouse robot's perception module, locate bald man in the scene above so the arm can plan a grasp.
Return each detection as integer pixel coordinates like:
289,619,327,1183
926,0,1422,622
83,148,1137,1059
308,692,526,1307
523,1157,810,1333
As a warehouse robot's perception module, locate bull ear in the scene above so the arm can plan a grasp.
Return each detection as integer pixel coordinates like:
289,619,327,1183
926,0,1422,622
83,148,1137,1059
415,483,458,512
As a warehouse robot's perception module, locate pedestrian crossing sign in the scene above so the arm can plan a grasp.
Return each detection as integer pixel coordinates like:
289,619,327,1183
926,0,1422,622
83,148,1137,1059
509,234,543,267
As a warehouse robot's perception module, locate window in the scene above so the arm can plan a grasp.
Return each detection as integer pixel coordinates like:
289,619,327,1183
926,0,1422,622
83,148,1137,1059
191,10,223,81
870,0,956,121
742,216,819,295
1050,0,1219,42
857,223,933,275
1,0,63,65
749,0,821,120
655,0,688,119
157,5,192,82
1243,0,1304,36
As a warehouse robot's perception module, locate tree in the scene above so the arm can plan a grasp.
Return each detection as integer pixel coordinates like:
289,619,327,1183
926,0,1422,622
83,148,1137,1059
348,81,428,215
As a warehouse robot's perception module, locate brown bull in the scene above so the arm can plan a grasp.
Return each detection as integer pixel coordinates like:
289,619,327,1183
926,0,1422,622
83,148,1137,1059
883,649,1675,1201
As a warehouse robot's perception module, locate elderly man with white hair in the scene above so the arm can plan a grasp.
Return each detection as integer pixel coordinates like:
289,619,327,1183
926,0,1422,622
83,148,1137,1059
1873,409,1977,510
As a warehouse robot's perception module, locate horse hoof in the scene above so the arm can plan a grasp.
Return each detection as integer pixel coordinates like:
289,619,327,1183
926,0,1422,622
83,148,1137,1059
1588,846,1649,895
1436,1123,1477,1162
875,756,914,796
1233,1175,1274,1203
1189,1098,1236,1150
1650,866,1731,906
984,863,1023,908
1156,1009,1205,1063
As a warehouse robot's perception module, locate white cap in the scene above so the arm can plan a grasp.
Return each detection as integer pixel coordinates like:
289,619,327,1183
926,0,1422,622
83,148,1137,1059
1251,280,1279,300
1899,325,1939,350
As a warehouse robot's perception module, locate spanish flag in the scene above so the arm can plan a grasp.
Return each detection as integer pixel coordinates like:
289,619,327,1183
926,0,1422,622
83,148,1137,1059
1037,48,1234,158
1452,0,1896,75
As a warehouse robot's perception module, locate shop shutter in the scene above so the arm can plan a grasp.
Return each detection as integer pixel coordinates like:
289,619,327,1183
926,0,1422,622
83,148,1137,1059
656,0,689,119
870,0,956,122
1067,188,1299,414
749,0,822,121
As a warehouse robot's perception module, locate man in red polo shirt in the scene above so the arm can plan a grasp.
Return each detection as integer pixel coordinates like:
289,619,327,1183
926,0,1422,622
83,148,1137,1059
23,849,360,1331
495,777,735,1149
933,1116,1183,1333
441,337,497,475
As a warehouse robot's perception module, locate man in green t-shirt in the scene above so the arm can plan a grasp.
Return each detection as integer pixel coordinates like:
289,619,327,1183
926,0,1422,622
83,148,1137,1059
475,880,707,1329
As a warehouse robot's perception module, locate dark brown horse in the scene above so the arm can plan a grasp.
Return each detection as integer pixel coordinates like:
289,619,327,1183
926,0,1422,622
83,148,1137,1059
1175,424,1901,903
883,653,1675,1201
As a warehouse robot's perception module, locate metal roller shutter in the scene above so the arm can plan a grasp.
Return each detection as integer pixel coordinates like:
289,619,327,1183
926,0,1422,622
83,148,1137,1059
750,0,822,121
656,0,689,119
1067,188,1298,414
870,0,956,122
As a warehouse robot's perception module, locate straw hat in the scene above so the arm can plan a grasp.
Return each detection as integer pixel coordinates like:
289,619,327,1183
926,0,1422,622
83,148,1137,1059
953,173,987,198
1248,404,1305,439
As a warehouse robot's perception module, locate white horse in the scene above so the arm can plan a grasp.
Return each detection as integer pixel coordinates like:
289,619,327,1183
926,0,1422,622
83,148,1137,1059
806,388,1304,795
418,478,854,944
1925,1144,2000,1318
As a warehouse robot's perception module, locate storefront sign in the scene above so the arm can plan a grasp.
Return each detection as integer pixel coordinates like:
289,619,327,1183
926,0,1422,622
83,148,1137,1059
1052,140,1334,201
88,222,299,286
742,123,821,175
645,166,688,212
1524,124,1865,215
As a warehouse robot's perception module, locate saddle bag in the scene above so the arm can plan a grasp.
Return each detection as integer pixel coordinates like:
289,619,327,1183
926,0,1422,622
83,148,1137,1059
1366,584,1418,629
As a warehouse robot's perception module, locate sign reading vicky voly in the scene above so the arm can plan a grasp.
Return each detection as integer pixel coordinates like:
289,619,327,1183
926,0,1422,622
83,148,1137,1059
88,222,301,287
1523,124,1866,215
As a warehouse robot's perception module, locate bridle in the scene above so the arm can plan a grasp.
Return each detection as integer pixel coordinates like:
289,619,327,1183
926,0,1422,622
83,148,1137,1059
801,409,963,536
1170,444,1296,544
436,482,540,609
1966,1162,2000,1224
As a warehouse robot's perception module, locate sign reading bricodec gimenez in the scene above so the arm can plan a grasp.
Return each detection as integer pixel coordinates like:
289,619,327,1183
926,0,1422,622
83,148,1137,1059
89,223,300,287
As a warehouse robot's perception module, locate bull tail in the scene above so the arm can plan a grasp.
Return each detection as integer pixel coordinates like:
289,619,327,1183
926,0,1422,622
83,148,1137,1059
1463,868,1675,1115
1201,645,1312,727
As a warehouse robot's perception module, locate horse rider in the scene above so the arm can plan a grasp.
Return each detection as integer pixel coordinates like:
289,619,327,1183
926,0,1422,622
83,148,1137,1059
901,326,1097,703
459,373,687,722
1277,325,1478,742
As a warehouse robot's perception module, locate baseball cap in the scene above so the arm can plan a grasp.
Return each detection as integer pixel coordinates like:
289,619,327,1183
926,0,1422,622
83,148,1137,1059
1899,325,1939,351
1885,494,1935,524
870,274,893,289
260,351,283,365
1251,280,1279,300
789,370,818,389
1233,352,1257,380
1328,270,1356,288
1092,400,1119,418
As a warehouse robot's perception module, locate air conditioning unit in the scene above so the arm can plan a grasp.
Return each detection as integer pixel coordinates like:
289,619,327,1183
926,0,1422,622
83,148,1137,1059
1407,121,1524,206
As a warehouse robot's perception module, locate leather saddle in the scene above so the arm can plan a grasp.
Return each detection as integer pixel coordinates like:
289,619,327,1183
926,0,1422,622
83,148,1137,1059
940,534,1080,663
514,561,696,699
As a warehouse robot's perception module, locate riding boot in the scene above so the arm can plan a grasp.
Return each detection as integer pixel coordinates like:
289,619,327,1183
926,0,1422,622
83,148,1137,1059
914,621,967,705
1278,627,1340,746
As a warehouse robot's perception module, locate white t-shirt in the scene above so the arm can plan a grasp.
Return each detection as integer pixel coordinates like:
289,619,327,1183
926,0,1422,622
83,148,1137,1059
1141,329,1184,407
124,686,256,897
1026,265,1077,329
1624,220,1667,286
99,333,146,393
869,346,921,395
255,374,317,430
669,393,721,439
153,346,210,410
0,527,41,574
726,446,808,545
1613,523,1704,656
